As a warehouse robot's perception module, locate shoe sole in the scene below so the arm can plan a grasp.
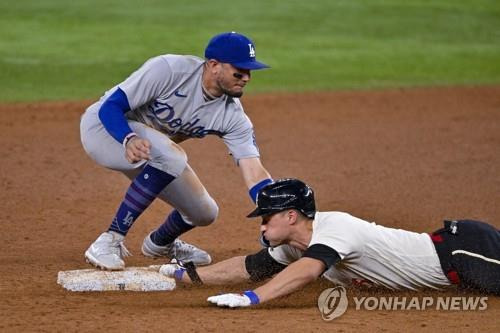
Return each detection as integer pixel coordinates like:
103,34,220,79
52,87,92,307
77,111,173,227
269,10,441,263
192,257,212,266
84,250,124,271
141,232,167,258
141,242,164,258
141,243,212,266
141,233,212,266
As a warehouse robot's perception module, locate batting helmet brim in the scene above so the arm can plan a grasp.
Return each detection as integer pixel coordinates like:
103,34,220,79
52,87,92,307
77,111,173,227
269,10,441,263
246,206,278,218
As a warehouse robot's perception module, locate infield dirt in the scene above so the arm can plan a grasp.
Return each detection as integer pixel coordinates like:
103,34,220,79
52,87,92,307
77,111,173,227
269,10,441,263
0,86,499,332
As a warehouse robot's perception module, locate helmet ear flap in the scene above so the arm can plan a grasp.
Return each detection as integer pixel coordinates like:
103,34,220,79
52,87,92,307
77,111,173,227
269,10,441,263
300,184,316,218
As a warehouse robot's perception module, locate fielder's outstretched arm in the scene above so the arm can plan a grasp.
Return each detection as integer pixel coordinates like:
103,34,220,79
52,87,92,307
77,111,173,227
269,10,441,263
238,157,274,202
238,157,272,189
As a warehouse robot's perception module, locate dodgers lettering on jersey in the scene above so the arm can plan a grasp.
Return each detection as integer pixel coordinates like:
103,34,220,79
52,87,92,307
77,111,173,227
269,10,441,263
90,55,259,161
269,212,451,291
145,100,211,139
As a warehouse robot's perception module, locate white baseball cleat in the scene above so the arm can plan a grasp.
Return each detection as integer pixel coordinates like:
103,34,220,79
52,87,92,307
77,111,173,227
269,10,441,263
85,231,131,271
141,232,212,266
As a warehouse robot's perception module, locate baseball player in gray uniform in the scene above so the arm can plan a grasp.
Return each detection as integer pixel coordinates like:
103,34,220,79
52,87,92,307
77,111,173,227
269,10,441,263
160,178,500,307
80,32,274,270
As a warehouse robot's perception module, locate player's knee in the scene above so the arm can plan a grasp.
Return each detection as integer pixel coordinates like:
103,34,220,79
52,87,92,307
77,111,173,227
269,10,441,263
150,141,188,177
190,196,219,227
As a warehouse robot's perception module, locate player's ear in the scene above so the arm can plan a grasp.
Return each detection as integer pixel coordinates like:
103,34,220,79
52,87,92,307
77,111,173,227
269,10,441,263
287,210,298,224
206,59,220,71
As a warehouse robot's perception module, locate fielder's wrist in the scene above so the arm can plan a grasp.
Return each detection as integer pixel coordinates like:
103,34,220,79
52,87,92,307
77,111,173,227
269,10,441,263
122,132,138,148
243,290,260,305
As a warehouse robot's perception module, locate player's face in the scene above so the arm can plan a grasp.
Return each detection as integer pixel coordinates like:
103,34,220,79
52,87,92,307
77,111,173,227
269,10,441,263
260,211,291,246
216,63,251,98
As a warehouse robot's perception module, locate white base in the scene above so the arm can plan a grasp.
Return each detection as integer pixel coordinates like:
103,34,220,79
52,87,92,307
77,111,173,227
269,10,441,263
57,266,176,292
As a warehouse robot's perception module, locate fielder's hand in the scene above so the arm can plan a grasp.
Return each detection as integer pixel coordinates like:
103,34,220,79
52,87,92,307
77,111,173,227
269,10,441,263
126,136,151,163
207,291,260,308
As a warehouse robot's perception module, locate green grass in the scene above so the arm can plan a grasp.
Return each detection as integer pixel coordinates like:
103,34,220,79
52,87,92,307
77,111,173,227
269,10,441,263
1,0,499,102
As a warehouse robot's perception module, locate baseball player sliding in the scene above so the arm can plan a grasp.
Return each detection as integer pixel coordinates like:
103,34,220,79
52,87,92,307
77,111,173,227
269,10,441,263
160,178,500,307
80,32,274,270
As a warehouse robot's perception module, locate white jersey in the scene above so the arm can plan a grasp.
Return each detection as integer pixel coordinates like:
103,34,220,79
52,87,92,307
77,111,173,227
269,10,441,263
86,54,260,161
269,211,451,291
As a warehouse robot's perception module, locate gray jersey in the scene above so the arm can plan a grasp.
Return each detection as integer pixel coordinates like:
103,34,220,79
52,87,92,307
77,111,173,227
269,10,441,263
88,54,260,161
269,211,451,291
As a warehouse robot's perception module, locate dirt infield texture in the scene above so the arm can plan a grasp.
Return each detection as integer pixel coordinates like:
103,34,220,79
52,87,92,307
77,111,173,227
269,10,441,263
0,86,499,332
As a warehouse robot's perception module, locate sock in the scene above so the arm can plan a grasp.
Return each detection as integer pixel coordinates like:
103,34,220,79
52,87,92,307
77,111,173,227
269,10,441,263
150,210,194,246
108,165,175,235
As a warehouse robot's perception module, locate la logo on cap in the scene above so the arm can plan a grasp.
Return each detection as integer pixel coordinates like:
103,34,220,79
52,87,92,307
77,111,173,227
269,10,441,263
248,44,256,58
204,32,270,70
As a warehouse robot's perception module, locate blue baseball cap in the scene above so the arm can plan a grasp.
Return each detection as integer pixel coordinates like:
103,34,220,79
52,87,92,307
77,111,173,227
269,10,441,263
205,32,270,70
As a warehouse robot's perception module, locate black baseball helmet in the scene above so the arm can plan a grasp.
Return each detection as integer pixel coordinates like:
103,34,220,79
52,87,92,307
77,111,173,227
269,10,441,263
247,178,316,219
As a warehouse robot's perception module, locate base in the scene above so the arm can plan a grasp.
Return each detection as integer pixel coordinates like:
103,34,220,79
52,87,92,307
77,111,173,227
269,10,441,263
57,266,176,292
